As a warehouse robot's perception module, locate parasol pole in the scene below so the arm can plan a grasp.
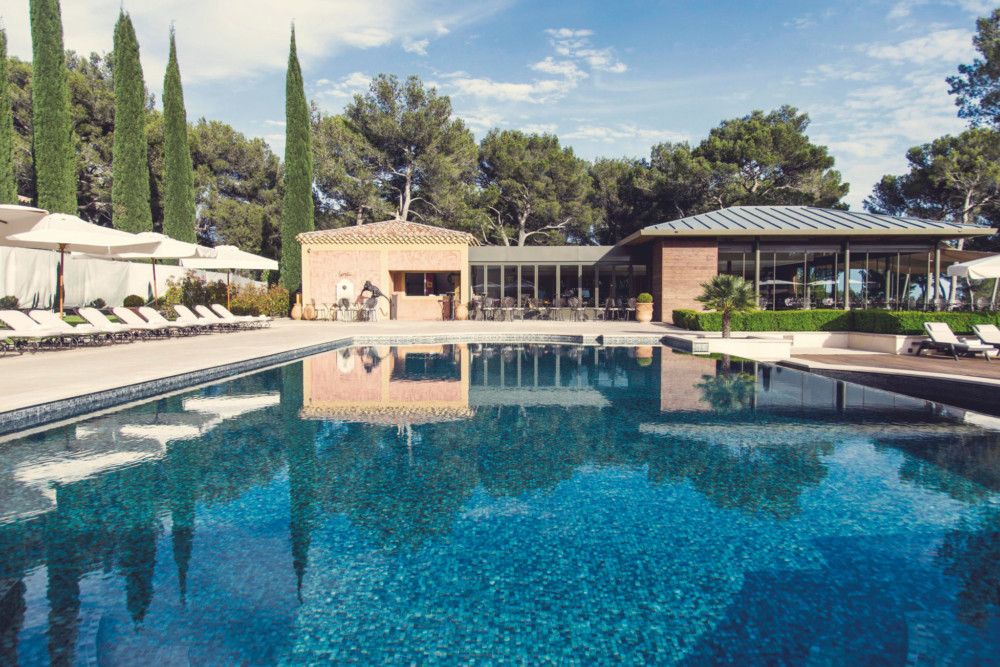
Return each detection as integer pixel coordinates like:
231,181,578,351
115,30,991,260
58,243,66,317
151,259,159,307
227,269,231,310
993,277,999,309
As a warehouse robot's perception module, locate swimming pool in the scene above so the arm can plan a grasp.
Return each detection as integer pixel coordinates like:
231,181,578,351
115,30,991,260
1,343,999,664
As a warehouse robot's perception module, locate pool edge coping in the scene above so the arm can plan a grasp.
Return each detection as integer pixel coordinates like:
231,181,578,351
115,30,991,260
0,332,671,437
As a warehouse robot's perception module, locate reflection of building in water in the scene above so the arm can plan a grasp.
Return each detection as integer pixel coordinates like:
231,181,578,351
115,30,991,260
300,345,473,426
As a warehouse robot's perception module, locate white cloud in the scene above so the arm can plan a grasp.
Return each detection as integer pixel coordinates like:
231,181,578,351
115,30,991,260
562,124,688,143
784,15,817,29
544,27,626,73
530,57,588,82
1,0,511,86
450,76,572,104
519,123,558,134
461,110,507,133
263,119,286,127
313,71,372,100
403,37,429,56
865,28,975,65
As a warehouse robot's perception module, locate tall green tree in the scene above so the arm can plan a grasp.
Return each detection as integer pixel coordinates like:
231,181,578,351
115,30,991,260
648,141,714,220
191,119,281,256
346,74,477,223
280,27,313,293
111,11,152,233
477,129,594,246
588,157,653,244
864,128,1000,249
162,29,195,243
311,108,391,227
0,24,17,204
693,105,848,209
948,8,1000,127
29,0,76,213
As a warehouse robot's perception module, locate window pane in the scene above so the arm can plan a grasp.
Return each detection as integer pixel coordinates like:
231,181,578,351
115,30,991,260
560,265,578,299
537,265,556,302
487,265,501,300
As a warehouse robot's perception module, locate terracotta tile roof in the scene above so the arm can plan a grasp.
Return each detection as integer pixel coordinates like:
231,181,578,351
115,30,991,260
297,219,480,245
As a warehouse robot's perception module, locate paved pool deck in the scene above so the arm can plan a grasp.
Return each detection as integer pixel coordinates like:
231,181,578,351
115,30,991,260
0,319,681,414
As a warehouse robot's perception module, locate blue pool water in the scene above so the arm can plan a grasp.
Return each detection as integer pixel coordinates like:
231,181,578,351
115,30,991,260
1,344,1000,664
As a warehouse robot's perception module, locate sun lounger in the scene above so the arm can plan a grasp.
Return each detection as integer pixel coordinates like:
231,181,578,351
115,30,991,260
211,303,271,328
137,306,201,335
0,309,66,352
112,307,174,337
77,307,135,343
194,304,244,330
973,324,1000,349
173,304,226,332
916,321,995,361
29,309,107,346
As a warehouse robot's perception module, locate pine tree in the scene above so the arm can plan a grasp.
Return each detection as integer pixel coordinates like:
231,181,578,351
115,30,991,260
0,24,17,204
112,10,152,233
279,26,314,292
29,0,76,213
162,28,196,242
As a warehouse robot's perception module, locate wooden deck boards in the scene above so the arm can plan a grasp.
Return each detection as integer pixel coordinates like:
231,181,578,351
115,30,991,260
794,352,1000,381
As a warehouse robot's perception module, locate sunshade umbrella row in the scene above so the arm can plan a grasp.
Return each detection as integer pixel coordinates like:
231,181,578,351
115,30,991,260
1,205,271,315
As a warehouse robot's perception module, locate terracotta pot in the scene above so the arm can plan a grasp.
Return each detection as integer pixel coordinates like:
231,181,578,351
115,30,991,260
635,302,654,323
303,303,317,320
636,345,653,358
290,294,302,320
455,302,469,321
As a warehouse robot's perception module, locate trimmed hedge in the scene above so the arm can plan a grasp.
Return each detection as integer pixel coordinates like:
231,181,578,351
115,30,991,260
672,309,1000,335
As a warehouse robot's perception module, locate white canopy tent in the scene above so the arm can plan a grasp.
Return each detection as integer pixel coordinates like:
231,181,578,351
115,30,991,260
5,213,160,315
947,253,1000,308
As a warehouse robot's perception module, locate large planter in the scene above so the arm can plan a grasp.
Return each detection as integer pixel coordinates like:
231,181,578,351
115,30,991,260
635,302,654,323
303,303,317,320
455,302,469,321
290,294,302,320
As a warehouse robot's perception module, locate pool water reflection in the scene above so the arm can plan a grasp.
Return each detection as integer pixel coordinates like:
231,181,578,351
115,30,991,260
1,344,1000,664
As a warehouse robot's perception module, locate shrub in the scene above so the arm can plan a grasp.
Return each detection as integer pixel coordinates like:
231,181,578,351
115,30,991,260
671,308,1000,335
88,298,106,309
230,283,291,317
163,270,228,308
636,292,653,303
0,295,18,309
123,294,145,308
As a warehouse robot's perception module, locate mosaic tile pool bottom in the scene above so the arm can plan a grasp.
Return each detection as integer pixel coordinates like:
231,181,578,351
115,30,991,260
2,344,1000,665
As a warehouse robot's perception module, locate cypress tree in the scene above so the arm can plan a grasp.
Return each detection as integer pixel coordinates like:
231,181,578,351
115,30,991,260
0,25,17,204
279,26,314,293
112,10,152,233
162,28,196,242
29,0,76,213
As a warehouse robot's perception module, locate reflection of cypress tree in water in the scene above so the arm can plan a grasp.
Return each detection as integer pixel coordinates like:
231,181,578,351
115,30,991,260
118,466,158,626
937,507,1000,628
166,436,198,604
0,579,26,666
45,487,83,667
282,362,319,595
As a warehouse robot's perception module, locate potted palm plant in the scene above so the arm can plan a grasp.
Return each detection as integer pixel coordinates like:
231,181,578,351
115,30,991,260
695,275,756,338
635,292,654,322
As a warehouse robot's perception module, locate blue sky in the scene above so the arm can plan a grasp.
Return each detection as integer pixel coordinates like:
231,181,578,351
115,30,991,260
2,0,994,209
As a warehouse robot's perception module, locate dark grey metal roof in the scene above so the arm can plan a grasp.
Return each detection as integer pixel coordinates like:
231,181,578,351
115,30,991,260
622,206,994,243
